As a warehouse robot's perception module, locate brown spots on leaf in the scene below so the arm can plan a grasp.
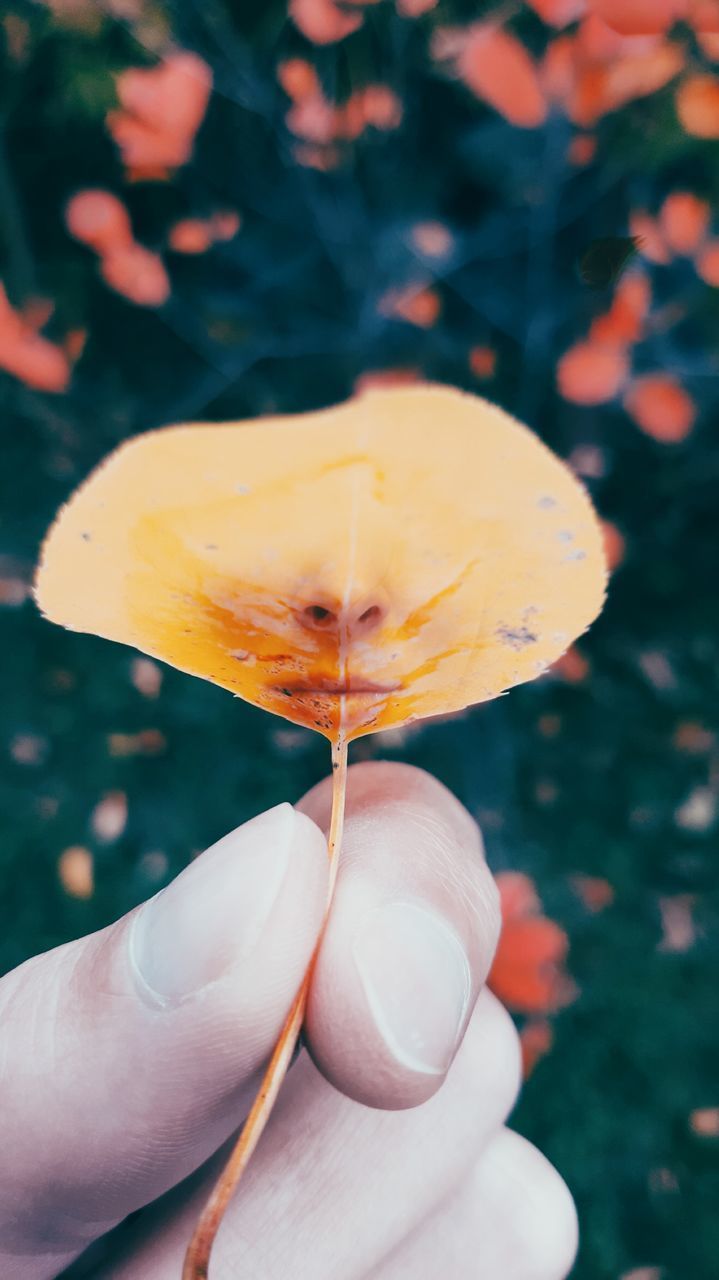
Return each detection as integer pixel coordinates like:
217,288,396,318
497,623,538,650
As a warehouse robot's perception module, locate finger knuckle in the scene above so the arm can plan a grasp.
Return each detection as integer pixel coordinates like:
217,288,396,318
474,1128,579,1280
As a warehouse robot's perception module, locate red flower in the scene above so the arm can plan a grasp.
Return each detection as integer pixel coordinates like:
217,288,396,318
488,872,576,1014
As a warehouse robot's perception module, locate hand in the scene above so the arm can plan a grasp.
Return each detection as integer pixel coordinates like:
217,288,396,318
0,762,577,1280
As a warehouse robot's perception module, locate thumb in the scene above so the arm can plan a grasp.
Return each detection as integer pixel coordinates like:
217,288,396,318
0,803,326,1279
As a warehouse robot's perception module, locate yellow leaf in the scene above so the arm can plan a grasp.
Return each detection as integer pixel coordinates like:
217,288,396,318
36,385,606,743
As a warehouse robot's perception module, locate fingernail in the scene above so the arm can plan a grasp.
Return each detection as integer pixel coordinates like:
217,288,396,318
130,803,297,1006
352,901,472,1076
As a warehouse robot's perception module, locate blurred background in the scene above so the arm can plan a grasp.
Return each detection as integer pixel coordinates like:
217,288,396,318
1,1,718,1277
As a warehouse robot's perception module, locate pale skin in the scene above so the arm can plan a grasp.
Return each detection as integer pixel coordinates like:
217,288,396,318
0,762,578,1280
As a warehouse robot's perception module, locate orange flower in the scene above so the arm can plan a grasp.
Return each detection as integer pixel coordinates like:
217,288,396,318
676,74,719,137
168,218,214,254
542,34,577,108
353,368,420,394
624,374,696,442
567,132,597,165
544,18,683,126
526,0,585,26
576,14,628,59
293,143,341,170
100,244,171,308
396,0,437,13
358,85,404,130
468,345,497,379
696,239,719,285
519,1019,554,1078
589,0,687,35
590,272,651,347
64,328,87,362
289,0,364,44
603,42,684,114
554,645,591,682
689,0,719,24
557,340,629,405
411,221,454,258
210,210,241,241
489,872,575,1015
0,282,71,393
659,191,711,256
65,189,133,254
691,2,719,54
107,52,212,179
689,1108,719,1137
695,28,719,56
58,846,94,900
601,519,626,572
287,93,337,144
629,210,671,264
276,58,322,102
570,873,615,912
456,25,548,128
378,284,441,327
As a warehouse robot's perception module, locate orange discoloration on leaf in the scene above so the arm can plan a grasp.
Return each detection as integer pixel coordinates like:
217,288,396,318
36,386,606,744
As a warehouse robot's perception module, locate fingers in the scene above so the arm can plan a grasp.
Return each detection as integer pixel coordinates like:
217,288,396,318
0,804,327,1278
375,1128,578,1280
93,991,523,1279
299,761,501,1107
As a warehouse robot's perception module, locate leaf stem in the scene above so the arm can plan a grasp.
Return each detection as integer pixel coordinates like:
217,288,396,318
182,735,349,1280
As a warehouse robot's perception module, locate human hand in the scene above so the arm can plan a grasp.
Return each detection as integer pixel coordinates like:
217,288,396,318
0,762,577,1279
